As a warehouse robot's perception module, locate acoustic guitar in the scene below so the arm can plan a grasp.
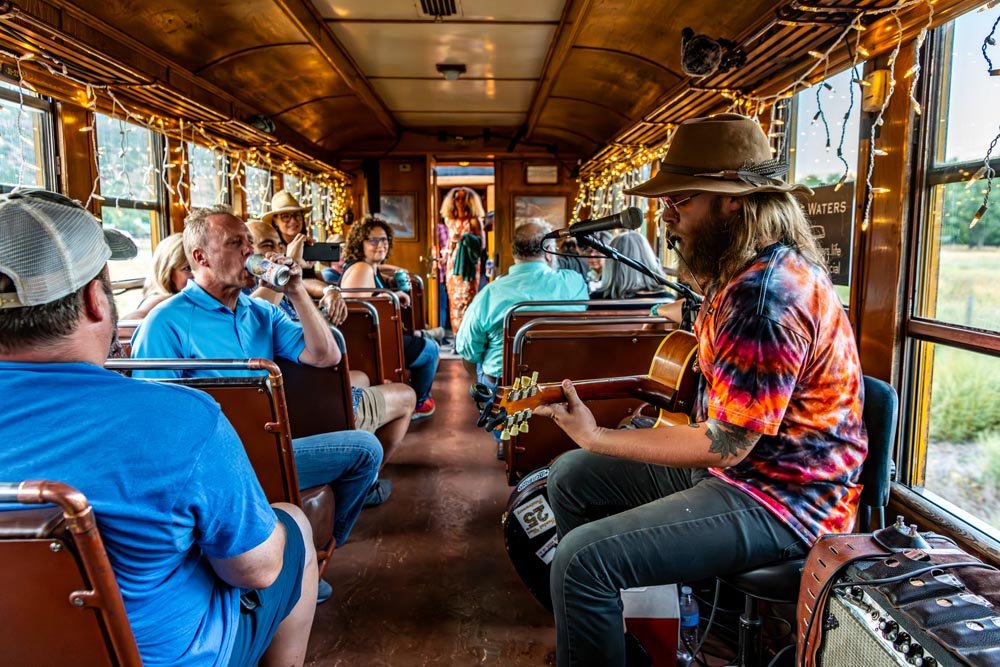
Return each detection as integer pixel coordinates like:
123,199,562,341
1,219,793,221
482,329,702,440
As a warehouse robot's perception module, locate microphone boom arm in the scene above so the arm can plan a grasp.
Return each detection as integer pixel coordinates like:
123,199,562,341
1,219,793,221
577,233,703,330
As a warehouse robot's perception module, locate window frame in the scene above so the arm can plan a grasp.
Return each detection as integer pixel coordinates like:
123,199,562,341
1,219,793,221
0,84,58,192
900,15,1000,537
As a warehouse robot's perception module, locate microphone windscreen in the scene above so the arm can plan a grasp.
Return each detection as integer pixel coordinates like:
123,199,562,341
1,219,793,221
622,207,643,230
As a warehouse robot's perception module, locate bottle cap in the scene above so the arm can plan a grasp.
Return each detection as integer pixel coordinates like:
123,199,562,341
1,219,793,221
681,585,692,594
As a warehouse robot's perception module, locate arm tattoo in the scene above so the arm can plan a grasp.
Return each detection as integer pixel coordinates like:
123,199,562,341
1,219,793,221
706,419,760,460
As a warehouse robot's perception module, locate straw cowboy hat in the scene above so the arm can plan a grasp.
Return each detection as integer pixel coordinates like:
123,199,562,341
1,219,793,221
262,190,311,224
625,113,812,198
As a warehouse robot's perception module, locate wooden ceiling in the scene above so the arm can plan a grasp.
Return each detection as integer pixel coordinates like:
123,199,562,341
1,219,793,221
0,0,978,174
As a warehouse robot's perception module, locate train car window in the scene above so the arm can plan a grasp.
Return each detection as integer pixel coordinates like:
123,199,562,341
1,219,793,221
905,3,1000,538
788,67,864,305
284,173,303,202
0,84,55,192
96,113,166,311
244,164,272,219
187,142,229,208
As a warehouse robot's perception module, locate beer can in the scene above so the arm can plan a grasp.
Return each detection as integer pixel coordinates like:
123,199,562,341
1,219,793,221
246,254,291,287
394,269,411,293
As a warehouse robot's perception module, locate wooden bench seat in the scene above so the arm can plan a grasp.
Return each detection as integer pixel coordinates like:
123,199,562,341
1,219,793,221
501,315,676,484
0,480,141,667
104,358,337,572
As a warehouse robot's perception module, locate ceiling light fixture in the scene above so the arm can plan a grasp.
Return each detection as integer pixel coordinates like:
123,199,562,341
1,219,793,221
436,63,467,81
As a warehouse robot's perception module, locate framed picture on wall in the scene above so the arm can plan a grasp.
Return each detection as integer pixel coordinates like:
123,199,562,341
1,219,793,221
379,193,417,240
513,195,567,230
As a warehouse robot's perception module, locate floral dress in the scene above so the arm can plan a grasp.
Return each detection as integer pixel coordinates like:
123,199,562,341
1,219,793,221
444,216,479,331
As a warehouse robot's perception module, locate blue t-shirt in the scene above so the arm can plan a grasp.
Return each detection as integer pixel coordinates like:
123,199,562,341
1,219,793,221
131,281,306,378
0,361,276,666
455,261,589,378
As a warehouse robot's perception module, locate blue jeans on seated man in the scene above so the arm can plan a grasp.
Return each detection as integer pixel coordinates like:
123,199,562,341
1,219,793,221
547,449,807,667
292,429,382,546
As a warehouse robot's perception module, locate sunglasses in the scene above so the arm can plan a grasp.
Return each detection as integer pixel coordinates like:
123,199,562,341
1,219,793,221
658,193,700,211
365,237,390,246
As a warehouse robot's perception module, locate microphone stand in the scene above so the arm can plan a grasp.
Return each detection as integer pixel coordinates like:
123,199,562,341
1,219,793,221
577,233,703,332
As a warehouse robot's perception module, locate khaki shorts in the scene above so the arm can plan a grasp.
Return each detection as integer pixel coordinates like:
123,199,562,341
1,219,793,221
353,386,387,433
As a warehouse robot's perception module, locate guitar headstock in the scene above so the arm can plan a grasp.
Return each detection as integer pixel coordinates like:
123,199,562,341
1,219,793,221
490,371,541,440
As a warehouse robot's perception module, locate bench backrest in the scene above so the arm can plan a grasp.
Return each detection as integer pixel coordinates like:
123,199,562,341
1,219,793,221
0,481,141,666
341,291,407,384
501,299,667,384
503,317,675,484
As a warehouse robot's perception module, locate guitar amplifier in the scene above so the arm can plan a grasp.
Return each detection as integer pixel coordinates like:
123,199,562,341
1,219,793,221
814,538,1000,667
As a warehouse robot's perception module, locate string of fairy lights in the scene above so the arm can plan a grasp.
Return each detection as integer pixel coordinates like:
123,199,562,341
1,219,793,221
0,41,351,237
574,0,943,233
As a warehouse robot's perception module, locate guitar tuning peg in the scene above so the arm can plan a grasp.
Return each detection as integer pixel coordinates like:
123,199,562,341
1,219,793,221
512,377,522,391
521,375,531,388
530,371,539,385
519,421,529,433
500,427,511,441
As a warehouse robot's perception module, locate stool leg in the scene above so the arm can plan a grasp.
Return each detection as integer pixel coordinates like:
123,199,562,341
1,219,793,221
731,594,762,667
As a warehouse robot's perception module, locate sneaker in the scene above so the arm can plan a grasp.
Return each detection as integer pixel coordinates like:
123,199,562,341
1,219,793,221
363,479,392,507
421,327,446,343
317,578,333,605
412,397,436,420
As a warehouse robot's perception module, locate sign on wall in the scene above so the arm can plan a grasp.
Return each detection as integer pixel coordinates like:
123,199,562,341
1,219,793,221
804,183,855,287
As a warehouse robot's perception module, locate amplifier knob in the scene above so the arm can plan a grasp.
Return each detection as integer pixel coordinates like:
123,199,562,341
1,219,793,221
879,619,898,639
923,658,937,667
851,585,864,600
893,631,912,654
906,645,924,664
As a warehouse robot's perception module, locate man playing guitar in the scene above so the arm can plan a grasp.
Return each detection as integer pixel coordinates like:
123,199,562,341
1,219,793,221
534,114,868,667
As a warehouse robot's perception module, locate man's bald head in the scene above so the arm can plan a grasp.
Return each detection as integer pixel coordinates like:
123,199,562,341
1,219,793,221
513,221,552,261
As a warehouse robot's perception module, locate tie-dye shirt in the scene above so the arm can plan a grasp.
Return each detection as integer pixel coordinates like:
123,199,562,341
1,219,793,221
694,243,867,545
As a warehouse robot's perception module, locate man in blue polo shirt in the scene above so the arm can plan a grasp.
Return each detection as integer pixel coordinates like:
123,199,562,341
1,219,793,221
0,189,318,666
131,207,382,601
456,221,589,389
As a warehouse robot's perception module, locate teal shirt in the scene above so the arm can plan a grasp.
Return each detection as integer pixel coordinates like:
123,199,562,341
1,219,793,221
456,261,588,378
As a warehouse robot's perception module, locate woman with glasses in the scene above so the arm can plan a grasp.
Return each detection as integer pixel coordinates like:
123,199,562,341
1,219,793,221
341,216,440,421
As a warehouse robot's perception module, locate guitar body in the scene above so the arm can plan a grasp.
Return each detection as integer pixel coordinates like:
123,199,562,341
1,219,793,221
647,330,701,427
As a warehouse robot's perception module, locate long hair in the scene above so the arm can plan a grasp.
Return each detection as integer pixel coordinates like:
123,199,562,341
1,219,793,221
440,187,485,221
601,231,667,299
143,233,187,297
342,215,394,264
718,192,824,287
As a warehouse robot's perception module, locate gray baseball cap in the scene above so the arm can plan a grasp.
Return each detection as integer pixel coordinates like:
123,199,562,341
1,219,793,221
0,188,137,309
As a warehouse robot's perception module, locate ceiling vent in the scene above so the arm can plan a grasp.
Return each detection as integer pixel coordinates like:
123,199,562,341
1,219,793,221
420,0,457,19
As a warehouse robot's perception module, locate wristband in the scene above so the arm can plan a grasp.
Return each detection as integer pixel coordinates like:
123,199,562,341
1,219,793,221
322,285,341,296
650,303,659,317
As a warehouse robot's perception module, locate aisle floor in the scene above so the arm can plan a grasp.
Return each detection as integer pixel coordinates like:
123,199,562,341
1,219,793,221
307,359,556,666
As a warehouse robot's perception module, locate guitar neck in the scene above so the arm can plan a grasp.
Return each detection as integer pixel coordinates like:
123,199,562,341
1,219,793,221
525,376,677,411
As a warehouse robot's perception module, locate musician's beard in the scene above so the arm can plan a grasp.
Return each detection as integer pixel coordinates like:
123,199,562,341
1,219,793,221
672,197,738,289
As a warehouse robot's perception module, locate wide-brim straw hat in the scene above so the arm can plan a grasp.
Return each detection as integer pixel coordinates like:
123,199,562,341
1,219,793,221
262,190,311,224
625,113,812,198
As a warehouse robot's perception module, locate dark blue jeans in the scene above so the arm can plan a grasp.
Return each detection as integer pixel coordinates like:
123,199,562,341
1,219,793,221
548,449,807,667
404,335,439,403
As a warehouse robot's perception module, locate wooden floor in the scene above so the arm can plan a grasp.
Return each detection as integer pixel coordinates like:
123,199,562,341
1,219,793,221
308,359,556,666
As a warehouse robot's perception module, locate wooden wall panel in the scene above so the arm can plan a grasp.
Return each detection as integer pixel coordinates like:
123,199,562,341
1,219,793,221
494,159,577,273
378,158,429,277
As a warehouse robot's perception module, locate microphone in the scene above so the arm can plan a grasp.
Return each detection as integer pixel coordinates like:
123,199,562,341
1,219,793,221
543,207,643,240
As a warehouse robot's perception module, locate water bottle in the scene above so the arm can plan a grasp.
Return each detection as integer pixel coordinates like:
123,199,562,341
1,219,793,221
394,269,411,293
677,586,699,666
246,254,291,287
